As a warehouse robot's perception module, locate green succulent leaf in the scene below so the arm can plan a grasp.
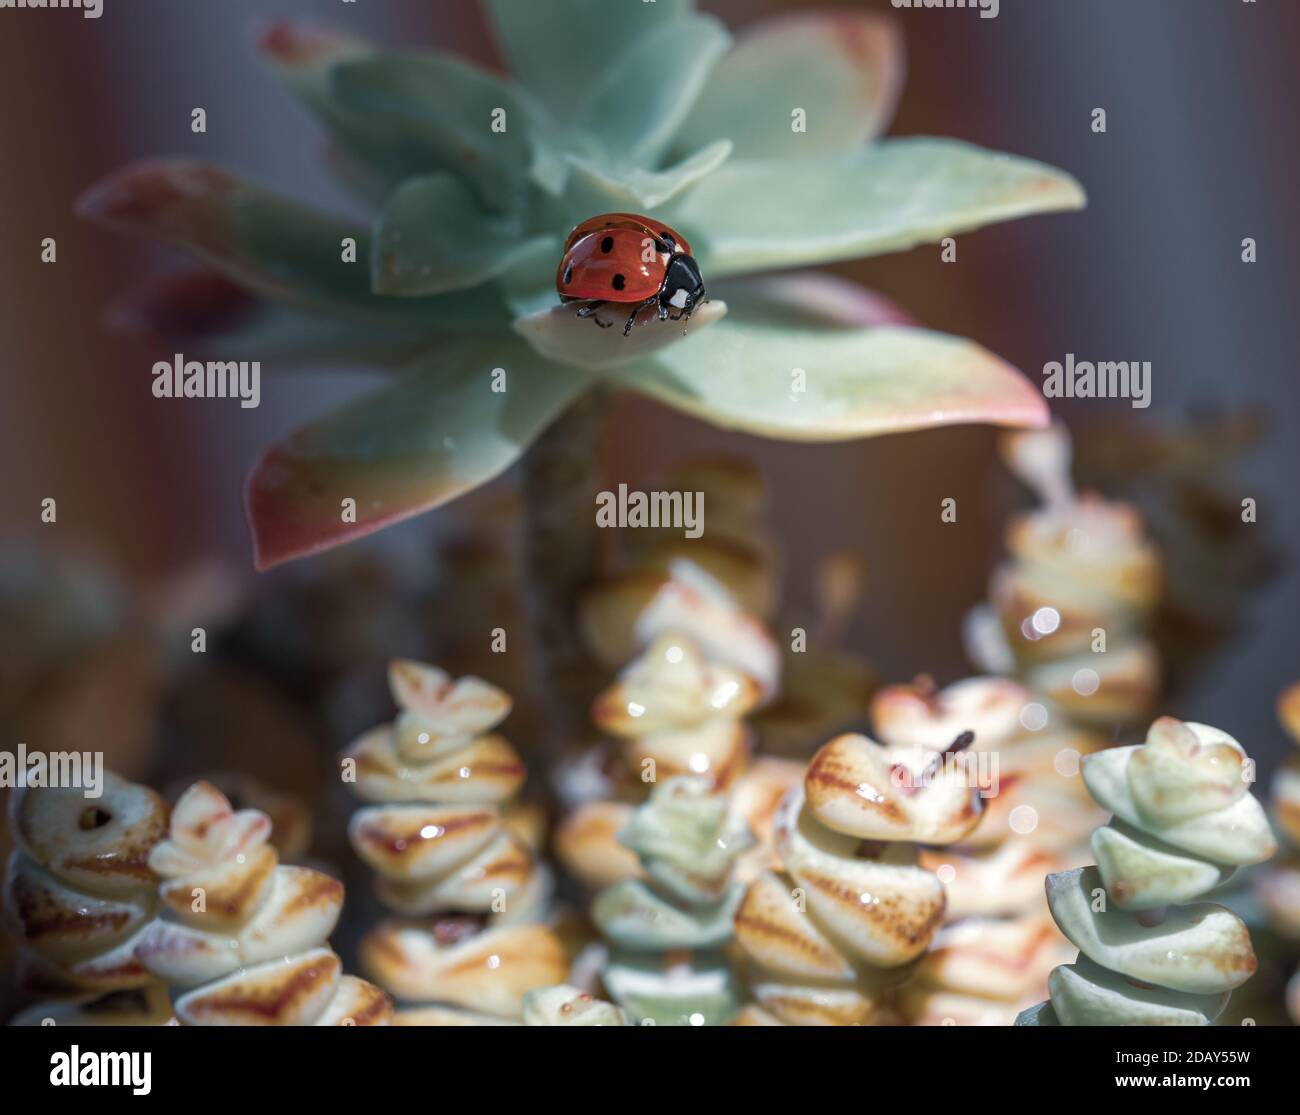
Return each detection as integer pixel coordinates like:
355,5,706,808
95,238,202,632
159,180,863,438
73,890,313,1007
331,52,543,212
613,284,1048,441
373,173,557,296
484,0,696,121
666,138,1086,277
246,341,592,569
513,300,728,371
593,879,744,951
257,21,413,191
76,159,511,328
671,11,904,160
603,949,740,1026
107,271,441,370
576,14,731,165
563,139,732,214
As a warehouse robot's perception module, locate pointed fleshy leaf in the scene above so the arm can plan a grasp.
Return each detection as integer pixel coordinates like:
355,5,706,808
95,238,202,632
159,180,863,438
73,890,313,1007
107,272,441,369
331,53,542,212
260,21,470,199
373,173,557,296
563,140,732,215
665,139,1086,277
485,0,695,120
264,22,573,204
576,14,731,164
76,160,511,327
671,12,904,159
612,292,1048,441
513,300,727,371
246,340,592,569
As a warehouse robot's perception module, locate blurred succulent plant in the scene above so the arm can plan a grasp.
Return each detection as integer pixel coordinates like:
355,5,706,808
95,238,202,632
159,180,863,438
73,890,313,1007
78,1,1081,571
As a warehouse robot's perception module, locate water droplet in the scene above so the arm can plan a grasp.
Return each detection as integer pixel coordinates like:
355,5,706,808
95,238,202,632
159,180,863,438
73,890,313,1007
1008,805,1039,834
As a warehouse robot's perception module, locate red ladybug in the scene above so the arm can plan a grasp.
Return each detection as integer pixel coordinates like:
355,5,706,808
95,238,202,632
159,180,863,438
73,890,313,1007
556,212,706,336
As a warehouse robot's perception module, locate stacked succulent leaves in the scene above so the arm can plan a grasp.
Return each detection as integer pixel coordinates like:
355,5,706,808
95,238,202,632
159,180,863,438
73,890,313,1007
77,1,1082,570
733,717,985,1025
575,563,775,1024
967,424,1162,731
4,772,172,1026
555,460,786,893
342,661,566,1023
592,777,754,1025
870,678,1073,1026
1017,717,1276,1025
136,781,392,1025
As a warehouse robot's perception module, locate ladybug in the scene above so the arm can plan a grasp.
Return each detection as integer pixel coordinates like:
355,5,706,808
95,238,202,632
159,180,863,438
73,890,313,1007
556,212,706,336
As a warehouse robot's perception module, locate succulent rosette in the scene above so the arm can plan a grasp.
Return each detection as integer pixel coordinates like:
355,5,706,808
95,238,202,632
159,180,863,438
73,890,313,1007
76,1,1081,569
1018,717,1276,1026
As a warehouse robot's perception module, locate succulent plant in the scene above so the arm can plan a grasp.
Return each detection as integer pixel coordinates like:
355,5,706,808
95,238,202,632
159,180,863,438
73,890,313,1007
872,677,1073,1026
965,424,1162,733
1017,716,1276,1026
592,776,754,1025
734,719,985,1025
4,772,173,1026
77,1,1081,571
341,661,566,1023
136,780,394,1025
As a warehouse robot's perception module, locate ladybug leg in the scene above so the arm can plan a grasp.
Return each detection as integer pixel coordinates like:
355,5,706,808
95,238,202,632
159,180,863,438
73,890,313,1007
576,301,615,329
622,298,656,337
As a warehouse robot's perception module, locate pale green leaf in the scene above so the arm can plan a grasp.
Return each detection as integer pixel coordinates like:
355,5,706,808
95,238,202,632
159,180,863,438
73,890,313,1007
246,340,592,569
373,173,556,296
576,14,731,164
666,138,1086,277
106,271,443,370
671,12,904,159
76,159,512,328
484,0,696,120
562,140,732,215
331,53,541,212
613,307,1049,441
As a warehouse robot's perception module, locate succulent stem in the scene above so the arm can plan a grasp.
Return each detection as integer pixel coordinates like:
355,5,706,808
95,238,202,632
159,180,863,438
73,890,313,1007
520,386,610,765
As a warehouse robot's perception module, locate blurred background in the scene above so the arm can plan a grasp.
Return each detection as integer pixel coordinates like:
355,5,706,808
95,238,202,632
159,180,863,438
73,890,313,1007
2,0,1298,993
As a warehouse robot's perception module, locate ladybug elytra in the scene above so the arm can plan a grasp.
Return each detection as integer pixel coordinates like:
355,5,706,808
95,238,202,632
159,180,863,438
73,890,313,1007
555,212,706,336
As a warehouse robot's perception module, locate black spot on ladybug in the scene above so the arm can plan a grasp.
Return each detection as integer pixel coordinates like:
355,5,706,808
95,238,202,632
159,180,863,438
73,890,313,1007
600,237,614,254
563,266,573,284
612,274,626,291
660,232,675,246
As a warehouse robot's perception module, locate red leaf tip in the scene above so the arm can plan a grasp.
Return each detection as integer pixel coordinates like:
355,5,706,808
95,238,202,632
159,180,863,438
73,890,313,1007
75,159,235,228
257,20,362,66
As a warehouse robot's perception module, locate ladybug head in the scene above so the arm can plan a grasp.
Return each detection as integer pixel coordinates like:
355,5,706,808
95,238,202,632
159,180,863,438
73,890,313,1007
660,254,706,316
